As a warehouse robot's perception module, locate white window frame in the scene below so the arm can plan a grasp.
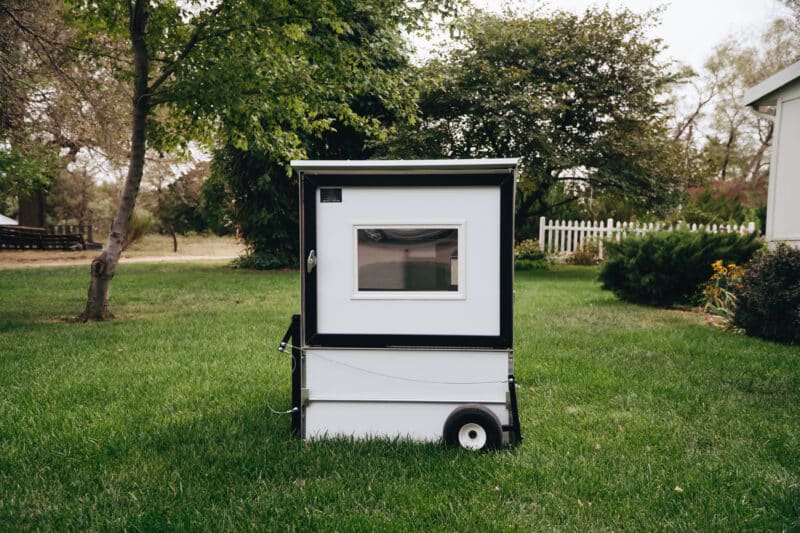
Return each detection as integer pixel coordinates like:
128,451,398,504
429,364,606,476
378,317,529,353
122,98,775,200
351,221,467,301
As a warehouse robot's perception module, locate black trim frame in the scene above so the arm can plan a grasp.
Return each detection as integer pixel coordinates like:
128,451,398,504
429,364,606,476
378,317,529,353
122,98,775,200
301,171,515,349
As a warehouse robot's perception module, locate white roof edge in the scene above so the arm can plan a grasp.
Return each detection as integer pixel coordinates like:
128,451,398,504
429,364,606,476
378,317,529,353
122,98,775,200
744,60,800,107
290,158,520,171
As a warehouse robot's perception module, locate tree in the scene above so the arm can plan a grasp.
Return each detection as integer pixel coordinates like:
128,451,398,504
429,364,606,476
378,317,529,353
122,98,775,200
214,148,300,269
52,0,456,320
150,163,209,252
1,0,131,228
1,1,64,214
670,16,800,227
385,8,688,236
214,6,419,268
47,167,96,227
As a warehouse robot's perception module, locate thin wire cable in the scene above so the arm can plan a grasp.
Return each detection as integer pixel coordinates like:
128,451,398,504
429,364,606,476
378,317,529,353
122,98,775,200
311,351,508,385
267,405,298,415
263,338,298,415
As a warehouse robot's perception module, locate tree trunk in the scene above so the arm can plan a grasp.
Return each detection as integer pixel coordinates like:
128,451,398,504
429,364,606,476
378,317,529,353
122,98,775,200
169,224,178,252
720,126,735,181
747,121,774,182
80,1,149,321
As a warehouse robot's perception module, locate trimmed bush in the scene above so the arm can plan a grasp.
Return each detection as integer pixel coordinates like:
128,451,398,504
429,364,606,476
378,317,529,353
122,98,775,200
599,230,762,306
515,239,547,271
732,244,800,344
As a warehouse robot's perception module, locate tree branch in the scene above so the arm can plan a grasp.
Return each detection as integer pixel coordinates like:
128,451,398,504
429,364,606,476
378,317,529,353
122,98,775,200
147,11,320,97
147,3,225,94
673,86,715,141
1,5,97,108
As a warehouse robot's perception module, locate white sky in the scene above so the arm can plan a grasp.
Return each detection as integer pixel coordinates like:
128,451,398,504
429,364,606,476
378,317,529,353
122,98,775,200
416,0,792,71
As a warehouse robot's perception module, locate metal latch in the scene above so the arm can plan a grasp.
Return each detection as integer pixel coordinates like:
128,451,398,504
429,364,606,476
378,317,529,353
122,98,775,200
306,249,316,273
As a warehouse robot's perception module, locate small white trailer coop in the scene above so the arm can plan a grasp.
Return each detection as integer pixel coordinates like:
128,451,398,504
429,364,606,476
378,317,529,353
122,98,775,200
280,159,521,450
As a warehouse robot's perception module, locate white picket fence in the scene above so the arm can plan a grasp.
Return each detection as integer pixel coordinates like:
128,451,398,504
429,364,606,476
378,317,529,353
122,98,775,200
538,216,757,259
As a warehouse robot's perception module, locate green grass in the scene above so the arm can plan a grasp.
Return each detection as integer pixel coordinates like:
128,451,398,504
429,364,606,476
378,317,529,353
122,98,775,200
1,264,798,530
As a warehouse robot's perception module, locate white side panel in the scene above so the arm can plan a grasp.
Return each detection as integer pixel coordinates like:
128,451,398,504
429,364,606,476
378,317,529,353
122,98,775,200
305,349,509,403
316,187,500,335
305,402,509,442
772,96,800,242
303,349,510,442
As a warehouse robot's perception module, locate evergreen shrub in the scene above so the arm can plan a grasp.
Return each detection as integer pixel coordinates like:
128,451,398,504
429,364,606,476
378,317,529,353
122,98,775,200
599,230,762,306
732,244,800,344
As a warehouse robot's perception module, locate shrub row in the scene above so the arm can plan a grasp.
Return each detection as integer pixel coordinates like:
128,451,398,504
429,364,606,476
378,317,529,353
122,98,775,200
598,230,799,344
598,231,763,307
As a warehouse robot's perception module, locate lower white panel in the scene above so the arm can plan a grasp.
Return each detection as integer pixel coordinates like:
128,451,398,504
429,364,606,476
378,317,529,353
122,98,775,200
305,349,509,403
305,402,509,442
303,348,511,442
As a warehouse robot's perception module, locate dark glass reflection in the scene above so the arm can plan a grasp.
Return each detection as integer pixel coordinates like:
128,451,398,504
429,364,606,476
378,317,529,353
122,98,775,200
357,228,458,291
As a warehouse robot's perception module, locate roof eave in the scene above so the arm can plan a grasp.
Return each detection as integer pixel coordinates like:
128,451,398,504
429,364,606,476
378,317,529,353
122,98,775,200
744,59,800,107
290,158,521,172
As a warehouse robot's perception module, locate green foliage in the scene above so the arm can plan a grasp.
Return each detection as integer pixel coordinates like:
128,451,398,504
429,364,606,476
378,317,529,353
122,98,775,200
682,190,755,226
0,2,62,214
701,260,746,324
514,238,547,270
122,209,152,251
213,1,429,268
0,139,58,213
567,239,600,266
680,181,767,230
599,231,763,306
199,171,234,235
96,0,445,156
386,8,689,235
733,244,800,344
214,147,300,269
151,164,209,236
231,251,296,270
515,239,545,261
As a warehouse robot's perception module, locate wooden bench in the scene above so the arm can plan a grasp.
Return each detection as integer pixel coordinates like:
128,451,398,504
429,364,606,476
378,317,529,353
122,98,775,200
0,225,85,250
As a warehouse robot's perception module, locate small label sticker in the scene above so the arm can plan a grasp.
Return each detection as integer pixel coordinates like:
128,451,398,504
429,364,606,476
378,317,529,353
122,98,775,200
320,188,342,203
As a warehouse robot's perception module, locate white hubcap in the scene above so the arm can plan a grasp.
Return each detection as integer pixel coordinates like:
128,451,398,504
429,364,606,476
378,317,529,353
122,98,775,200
458,422,487,450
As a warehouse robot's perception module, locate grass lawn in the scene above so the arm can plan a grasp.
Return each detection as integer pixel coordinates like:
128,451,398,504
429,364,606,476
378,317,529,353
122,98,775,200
1,264,798,530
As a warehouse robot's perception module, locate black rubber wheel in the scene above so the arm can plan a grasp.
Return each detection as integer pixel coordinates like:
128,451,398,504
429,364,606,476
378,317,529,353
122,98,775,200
443,405,503,451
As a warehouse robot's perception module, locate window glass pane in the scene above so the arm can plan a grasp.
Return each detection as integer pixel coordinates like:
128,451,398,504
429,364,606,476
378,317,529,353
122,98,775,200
357,228,458,291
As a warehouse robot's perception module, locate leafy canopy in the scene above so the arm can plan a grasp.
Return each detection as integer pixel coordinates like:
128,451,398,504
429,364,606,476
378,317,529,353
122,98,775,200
211,0,454,267
387,8,689,234
64,0,456,159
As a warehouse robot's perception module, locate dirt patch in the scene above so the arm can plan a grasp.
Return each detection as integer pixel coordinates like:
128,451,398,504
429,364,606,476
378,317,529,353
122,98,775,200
0,254,237,269
0,234,244,268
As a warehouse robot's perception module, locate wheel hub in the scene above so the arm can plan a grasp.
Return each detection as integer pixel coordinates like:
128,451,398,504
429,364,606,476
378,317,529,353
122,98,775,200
458,422,487,450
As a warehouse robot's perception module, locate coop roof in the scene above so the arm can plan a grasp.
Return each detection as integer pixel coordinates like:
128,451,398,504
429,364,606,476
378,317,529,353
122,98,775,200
290,158,520,173
744,59,800,107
